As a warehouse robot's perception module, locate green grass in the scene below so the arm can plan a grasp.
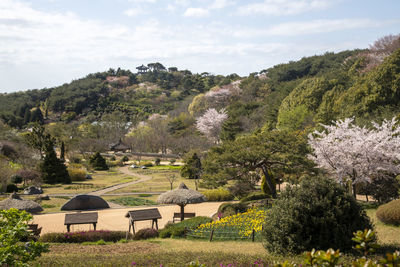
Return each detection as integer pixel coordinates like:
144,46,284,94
108,197,157,206
149,165,182,170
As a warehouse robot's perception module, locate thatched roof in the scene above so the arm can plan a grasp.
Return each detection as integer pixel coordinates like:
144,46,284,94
61,195,110,211
157,183,207,206
0,193,43,213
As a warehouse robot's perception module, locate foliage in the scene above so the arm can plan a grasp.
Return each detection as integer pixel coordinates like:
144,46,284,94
261,169,276,196
40,139,70,184
0,208,49,267
67,168,86,182
89,152,109,170
376,199,400,226
109,197,156,206
6,183,19,192
159,216,212,238
262,176,372,254
217,202,249,218
352,229,379,256
203,130,313,198
357,176,400,203
202,188,234,201
11,174,23,184
240,192,270,203
121,155,129,162
132,228,159,240
154,158,161,166
192,208,267,240
181,152,202,180
39,230,129,243
308,117,400,196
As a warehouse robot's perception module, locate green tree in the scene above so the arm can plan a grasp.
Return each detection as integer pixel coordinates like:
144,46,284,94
181,152,202,190
89,152,109,170
60,141,65,161
40,139,70,184
23,123,52,159
0,208,49,266
203,130,313,198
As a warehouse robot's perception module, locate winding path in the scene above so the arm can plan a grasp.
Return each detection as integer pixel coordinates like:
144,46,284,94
88,166,153,196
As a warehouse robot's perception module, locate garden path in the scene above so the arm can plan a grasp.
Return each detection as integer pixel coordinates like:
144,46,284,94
87,166,153,196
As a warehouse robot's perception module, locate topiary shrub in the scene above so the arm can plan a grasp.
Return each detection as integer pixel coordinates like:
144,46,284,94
376,199,400,225
6,183,18,193
10,174,23,184
154,158,161,166
159,216,212,238
133,228,159,240
89,152,109,170
67,168,86,181
217,202,248,218
202,188,234,201
122,155,129,162
262,176,372,254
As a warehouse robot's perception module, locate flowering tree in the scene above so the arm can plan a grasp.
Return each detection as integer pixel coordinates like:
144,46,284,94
308,117,400,197
196,108,228,143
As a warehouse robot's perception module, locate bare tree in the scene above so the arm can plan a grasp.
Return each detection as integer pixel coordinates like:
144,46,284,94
165,174,177,190
0,158,14,192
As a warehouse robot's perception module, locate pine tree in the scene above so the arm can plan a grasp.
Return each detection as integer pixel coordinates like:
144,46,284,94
40,140,70,184
89,152,109,170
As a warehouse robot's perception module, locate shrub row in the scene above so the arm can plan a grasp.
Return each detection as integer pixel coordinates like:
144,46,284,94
39,230,129,243
159,216,212,238
133,228,159,240
68,168,86,181
202,188,234,201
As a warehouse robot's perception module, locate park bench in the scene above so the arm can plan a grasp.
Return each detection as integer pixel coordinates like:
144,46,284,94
173,212,195,223
64,212,98,232
125,208,162,236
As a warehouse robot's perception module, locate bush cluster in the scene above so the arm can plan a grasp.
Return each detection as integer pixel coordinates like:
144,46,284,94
240,192,269,203
67,168,86,181
5,183,18,193
133,228,159,240
89,152,109,170
10,174,23,184
376,199,400,225
202,188,234,201
39,230,129,243
262,176,372,254
217,202,248,218
159,216,212,238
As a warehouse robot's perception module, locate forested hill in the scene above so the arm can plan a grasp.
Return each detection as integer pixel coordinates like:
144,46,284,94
0,34,399,137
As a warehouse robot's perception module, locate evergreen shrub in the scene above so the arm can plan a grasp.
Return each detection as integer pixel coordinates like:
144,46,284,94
376,199,400,225
217,202,248,217
133,228,159,240
203,188,234,201
262,176,372,254
89,152,109,170
159,216,212,238
39,230,128,243
10,174,23,184
240,192,270,203
6,183,18,193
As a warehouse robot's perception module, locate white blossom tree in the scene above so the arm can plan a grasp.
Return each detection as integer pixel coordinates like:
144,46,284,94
308,117,400,197
196,108,228,143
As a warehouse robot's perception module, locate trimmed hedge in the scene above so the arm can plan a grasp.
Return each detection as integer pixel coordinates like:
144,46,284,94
240,192,270,203
202,188,234,201
159,216,212,238
39,230,129,243
68,168,86,181
133,228,159,240
376,199,400,225
217,202,248,217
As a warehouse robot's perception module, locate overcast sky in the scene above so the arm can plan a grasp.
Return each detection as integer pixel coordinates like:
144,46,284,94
0,0,399,93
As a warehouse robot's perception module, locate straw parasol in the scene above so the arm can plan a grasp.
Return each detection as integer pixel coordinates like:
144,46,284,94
0,192,43,213
61,194,110,211
157,182,207,221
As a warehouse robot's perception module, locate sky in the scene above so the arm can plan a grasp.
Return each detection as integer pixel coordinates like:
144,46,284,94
0,0,399,93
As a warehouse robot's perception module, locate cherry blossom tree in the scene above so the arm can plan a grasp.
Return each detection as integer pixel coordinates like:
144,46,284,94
308,117,400,197
196,108,228,143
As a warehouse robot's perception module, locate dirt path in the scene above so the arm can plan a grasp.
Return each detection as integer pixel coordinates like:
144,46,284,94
88,166,153,196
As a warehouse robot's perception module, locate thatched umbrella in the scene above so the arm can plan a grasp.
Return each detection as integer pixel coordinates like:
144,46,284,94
61,194,110,211
157,183,207,221
0,192,43,213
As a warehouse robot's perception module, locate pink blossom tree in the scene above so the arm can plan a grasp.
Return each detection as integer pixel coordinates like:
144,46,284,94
308,117,400,197
196,108,228,143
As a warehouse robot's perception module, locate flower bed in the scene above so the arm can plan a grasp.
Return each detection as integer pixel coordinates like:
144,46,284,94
189,208,267,241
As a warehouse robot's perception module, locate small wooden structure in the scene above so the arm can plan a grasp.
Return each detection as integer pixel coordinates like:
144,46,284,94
109,139,130,152
136,64,148,74
125,208,162,235
64,212,98,232
173,212,195,223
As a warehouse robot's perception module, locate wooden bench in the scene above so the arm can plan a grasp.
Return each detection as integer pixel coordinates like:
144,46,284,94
64,212,98,232
27,224,42,240
125,208,162,236
173,212,195,223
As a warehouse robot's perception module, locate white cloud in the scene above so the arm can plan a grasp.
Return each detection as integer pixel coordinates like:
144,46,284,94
210,0,234,9
238,0,333,16
124,7,144,16
184,7,210,17
128,0,157,3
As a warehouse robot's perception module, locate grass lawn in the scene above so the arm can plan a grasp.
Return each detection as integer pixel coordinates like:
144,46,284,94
366,208,400,245
41,169,139,195
109,169,198,193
